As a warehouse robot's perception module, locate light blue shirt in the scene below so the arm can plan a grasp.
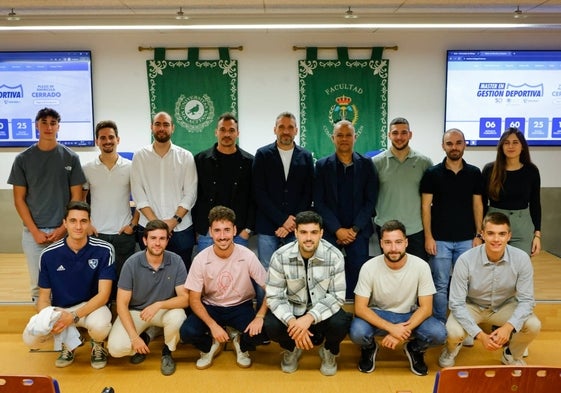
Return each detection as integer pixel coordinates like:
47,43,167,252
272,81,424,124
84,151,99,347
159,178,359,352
449,244,535,338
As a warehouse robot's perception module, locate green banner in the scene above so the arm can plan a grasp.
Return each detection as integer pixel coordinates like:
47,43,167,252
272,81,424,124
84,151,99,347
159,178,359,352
299,47,388,160
147,47,238,154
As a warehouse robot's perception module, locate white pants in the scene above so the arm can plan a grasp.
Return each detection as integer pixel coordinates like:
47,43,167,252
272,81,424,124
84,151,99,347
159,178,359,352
107,308,186,357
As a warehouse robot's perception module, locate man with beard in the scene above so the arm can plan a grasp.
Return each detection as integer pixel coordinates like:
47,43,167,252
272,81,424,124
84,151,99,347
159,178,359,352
180,206,268,369
82,120,139,289
373,117,432,260
420,128,484,323
253,112,314,268
107,219,189,376
264,211,352,376
193,113,254,251
131,112,198,270
349,220,446,376
314,120,378,299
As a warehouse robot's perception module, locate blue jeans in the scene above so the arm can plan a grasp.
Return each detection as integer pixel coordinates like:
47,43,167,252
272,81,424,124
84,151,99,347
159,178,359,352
180,300,266,352
257,233,295,269
429,240,472,323
349,309,446,351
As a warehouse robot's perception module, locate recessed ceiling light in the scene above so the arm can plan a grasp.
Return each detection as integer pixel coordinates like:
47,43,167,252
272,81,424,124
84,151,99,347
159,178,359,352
344,7,358,19
7,8,20,21
176,7,189,20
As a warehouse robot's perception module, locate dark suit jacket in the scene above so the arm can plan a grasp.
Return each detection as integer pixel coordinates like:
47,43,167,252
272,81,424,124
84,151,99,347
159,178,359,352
253,142,314,235
314,152,378,241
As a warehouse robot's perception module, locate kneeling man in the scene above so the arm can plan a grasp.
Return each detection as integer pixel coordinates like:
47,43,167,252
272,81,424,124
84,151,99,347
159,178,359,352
439,212,541,367
349,219,446,376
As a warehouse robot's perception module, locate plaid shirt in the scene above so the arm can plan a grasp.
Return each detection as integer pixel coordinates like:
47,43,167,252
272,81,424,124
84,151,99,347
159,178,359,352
266,239,346,325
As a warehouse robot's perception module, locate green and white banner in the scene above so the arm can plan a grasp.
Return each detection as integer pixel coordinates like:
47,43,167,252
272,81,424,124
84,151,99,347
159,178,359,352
147,47,238,154
299,47,388,160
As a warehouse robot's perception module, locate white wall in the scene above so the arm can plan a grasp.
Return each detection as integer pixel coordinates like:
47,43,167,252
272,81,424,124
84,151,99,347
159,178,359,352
1,29,560,187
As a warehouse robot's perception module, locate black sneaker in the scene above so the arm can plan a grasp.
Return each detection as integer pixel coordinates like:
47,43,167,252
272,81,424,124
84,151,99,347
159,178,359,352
358,342,378,373
404,342,428,376
130,332,150,364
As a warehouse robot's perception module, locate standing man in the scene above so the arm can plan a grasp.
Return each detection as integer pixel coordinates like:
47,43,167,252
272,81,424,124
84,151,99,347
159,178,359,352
82,120,139,282
8,107,86,302
107,219,188,376
253,111,314,268
193,113,254,251
180,206,268,369
23,201,115,369
131,111,198,270
373,117,433,260
439,212,541,368
420,128,484,323
314,120,378,298
264,211,352,376
349,220,446,376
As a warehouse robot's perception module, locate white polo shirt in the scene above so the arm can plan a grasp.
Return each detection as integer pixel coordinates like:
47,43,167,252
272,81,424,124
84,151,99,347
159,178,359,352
83,155,133,234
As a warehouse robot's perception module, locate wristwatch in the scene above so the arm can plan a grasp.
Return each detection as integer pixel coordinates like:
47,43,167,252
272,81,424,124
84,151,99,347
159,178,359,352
173,214,182,223
71,311,79,324
244,228,252,235
475,233,483,239
352,225,360,234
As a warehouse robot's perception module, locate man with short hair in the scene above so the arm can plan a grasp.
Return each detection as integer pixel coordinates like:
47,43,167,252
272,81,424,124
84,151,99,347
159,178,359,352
180,206,268,369
264,211,352,376
131,111,198,270
420,128,484,323
350,219,446,376
373,117,433,260
314,120,378,298
253,112,314,268
23,201,115,370
82,120,139,283
439,212,541,368
8,107,86,301
193,113,254,251
107,219,189,376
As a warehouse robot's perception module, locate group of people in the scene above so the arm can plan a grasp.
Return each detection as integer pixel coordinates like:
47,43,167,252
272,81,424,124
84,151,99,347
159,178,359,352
11,107,542,377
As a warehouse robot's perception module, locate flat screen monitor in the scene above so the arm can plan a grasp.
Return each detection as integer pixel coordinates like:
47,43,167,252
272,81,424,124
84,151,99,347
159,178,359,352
445,50,561,146
0,50,94,147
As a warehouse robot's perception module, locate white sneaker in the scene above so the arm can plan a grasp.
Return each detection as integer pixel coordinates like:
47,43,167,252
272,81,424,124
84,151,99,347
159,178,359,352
501,347,527,366
281,347,303,373
438,344,462,368
230,330,252,368
319,346,338,376
196,339,223,369
462,336,474,347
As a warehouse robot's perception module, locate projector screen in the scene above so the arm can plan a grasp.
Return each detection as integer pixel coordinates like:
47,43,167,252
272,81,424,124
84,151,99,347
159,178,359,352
0,50,94,147
445,50,561,146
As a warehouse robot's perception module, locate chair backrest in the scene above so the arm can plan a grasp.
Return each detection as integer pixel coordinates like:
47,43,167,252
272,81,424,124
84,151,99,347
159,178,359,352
0,375,60,393
434,366,561,393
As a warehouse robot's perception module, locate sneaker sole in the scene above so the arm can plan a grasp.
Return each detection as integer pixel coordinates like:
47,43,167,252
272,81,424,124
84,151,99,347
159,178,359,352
195,344,224,370
236,359,252,368
91,361,107,370
404,346,428,376
358,345,378,373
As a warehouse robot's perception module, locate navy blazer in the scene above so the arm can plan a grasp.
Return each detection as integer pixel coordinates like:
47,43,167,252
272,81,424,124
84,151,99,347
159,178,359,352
253,142,314,235
314,152,378,239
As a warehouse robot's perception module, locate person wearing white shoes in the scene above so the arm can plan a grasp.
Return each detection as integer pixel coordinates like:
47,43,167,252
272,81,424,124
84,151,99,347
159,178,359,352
264,211,352,376
180,206,268,369
439,212,541,368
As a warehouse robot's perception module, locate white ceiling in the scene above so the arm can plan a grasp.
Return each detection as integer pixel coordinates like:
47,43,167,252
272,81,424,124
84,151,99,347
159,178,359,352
4,1,561,16
3,1,561,28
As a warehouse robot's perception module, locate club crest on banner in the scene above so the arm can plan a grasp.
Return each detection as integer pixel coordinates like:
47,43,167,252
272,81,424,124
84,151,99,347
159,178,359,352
175,94,215,133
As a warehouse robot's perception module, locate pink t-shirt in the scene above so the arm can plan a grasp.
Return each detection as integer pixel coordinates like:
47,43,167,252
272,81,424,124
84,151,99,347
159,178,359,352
185,244,267,307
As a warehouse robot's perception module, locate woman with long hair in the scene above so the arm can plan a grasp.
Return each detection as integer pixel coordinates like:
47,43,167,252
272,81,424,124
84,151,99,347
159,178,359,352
482,127,541,256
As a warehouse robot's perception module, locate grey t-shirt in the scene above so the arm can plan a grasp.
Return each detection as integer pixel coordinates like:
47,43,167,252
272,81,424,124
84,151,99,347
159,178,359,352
8,143,86,228
118,250,187,310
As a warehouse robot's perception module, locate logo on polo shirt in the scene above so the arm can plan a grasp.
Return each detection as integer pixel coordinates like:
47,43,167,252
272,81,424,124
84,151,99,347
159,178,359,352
88,259,99,269
57,265,65,271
